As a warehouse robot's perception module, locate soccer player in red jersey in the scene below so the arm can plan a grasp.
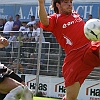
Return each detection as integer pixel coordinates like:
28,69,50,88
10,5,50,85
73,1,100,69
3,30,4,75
38,0,100,100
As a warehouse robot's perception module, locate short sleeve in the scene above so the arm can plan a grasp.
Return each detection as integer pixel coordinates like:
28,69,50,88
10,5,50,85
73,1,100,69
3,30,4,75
40,14,57,32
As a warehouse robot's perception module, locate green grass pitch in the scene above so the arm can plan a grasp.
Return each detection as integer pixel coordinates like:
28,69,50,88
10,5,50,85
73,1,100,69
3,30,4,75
20,97,61,100
33,97,61,100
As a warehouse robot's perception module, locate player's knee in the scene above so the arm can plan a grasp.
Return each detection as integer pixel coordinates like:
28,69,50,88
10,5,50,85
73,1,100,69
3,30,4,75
4,85,24,100
67,94,77,100
65,90,78,100
9,85,24,99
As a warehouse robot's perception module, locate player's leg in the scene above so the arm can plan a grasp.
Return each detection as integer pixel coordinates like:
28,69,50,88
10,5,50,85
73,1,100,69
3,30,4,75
3,85,24,100
0,77,33,100
0,77,24,100
62,82,80,100
9,72,34,100
2,80,33,100
9,71,25,85
66,82,80,100
0,77,23,94
21,86,33,100
0,66,33,100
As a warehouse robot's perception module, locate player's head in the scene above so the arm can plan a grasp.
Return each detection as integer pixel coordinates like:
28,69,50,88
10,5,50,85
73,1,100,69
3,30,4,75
51,0,73,14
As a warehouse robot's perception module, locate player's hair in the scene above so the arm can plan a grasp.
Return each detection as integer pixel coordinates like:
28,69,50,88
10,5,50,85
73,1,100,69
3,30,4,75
50,0,73,14
50,0,62,14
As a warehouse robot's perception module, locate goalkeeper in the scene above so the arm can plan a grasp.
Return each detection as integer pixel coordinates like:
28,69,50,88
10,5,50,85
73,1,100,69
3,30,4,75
0,35,33,100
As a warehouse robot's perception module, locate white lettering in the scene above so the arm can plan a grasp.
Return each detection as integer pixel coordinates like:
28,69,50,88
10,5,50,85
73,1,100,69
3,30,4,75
18,7,23,19
63,24,67,28
73,5,93,20
84,6,93,19
27,7,34,19
35,6,39,19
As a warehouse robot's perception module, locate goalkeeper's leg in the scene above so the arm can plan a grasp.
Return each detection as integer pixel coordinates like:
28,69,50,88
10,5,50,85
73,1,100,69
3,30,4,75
3,85,24,100
3,86,33,100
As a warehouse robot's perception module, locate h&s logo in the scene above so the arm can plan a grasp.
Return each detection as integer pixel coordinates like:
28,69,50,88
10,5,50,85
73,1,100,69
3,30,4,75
86,82,100,97
55,81,66,93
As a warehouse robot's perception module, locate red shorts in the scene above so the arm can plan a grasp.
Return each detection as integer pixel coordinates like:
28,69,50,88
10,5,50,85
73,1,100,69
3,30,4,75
62,41,100,87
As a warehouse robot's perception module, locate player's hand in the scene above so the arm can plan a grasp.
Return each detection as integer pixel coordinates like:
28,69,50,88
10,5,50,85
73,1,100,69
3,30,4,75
0,36,9,48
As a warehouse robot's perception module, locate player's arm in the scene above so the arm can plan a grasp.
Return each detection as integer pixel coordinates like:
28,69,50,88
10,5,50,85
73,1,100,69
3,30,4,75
0,36,9,48
38,0,49,26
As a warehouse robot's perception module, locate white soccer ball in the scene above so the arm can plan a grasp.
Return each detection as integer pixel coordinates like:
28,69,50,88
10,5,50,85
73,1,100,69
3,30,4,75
84,19,100,41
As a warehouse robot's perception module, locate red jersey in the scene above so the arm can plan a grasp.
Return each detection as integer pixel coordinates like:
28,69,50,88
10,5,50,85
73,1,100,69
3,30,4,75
40,10,90,54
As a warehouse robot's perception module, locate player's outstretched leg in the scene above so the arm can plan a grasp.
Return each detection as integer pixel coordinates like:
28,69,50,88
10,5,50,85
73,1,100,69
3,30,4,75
21,86,33,100
3,85,24,100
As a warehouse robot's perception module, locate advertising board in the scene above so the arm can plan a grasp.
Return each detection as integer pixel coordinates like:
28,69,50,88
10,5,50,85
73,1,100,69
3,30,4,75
0,3,100,22
19,74,100,100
